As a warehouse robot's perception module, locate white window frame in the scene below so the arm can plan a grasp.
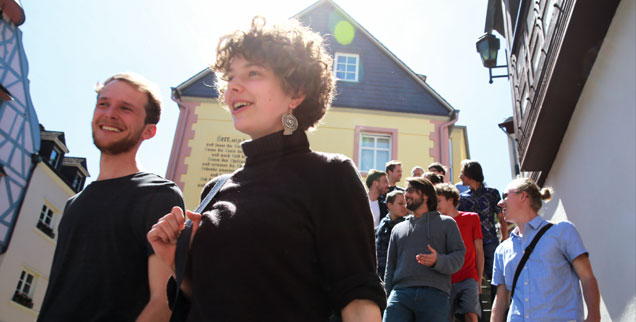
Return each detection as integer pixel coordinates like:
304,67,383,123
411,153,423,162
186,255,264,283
334,52,360,82
36,203,57,239
13,269,37,309
358,133,392,173
16,270,34,296
38,204,54,229
11,267,38,310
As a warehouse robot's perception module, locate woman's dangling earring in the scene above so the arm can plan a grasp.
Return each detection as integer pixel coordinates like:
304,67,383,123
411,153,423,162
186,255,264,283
282,108,298,135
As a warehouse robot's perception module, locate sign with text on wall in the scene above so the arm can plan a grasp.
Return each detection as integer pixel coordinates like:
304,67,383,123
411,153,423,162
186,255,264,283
197,135,247,189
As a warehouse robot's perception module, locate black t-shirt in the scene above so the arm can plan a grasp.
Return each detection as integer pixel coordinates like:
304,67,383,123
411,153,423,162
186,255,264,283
184,131,386,321
38,172,184,322
387,186,404,194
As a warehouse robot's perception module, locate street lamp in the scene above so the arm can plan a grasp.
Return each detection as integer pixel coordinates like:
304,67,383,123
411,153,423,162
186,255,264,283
476,33,509,84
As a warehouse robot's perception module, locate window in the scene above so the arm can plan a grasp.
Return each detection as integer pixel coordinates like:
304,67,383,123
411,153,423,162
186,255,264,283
37,204,55,239
71,172,85,192
354,126,398,174
359,133,392,172
48,147,61,169
13,270,35,309
334,53,359,82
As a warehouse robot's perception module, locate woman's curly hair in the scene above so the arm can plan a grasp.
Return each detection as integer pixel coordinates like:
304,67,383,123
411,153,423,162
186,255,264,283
213,16,335,131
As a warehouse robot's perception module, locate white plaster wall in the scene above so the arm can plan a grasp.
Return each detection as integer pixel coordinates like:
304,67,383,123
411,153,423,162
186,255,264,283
0,163,74,321
541,0,636,320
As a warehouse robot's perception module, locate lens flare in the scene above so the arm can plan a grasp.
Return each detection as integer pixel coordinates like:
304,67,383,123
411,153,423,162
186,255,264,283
334,20,355,45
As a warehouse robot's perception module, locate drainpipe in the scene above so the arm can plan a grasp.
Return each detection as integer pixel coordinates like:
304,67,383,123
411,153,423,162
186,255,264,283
166,88,188,182
440,111,458,182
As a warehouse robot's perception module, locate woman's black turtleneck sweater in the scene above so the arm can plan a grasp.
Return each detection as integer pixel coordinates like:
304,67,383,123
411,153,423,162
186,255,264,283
184,130,386,321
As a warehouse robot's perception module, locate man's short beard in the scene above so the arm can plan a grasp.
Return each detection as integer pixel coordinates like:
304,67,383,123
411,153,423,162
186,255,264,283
407,197,424,211
92,128,143,155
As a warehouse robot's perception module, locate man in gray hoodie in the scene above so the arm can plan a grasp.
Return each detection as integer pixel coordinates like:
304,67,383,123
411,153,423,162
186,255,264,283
383,177,465,322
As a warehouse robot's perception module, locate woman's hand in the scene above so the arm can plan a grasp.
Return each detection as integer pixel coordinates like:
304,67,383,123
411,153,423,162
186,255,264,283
147,206,202,275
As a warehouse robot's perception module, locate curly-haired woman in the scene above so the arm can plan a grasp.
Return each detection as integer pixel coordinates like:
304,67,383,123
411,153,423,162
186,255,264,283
148,17,385,321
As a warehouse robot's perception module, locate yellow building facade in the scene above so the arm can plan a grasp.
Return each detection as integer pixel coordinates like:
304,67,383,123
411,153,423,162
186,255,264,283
308,107,448,185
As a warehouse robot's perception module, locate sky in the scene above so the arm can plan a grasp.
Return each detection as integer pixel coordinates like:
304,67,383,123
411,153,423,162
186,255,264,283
19,0,515,192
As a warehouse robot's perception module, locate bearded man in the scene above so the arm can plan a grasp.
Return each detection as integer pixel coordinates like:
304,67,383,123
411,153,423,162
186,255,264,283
383,177,465,322
38,73,184,322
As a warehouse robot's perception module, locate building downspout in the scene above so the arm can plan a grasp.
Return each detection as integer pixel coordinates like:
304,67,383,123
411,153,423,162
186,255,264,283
440,111,458,182
165,88,188,182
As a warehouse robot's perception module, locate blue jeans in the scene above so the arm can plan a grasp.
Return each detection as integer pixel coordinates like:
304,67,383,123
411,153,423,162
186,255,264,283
384,286,450,322
483,240,499,303
483,240,498,280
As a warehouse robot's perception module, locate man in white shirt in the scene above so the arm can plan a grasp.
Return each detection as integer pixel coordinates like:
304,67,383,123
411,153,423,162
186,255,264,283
366,169,389,228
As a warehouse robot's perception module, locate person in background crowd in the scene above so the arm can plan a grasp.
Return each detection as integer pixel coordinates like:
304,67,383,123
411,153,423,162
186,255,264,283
422,171,444,185
385,160,404,193
376,190,408,279
383,177,465,322
436,183,483,322
367,169,389,229
428,162,446,177
411,166,424,178
491,177,600,322
457,159,508,307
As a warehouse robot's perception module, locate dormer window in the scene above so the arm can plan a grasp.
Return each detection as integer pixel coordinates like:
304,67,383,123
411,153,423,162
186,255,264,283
61,157,89,192
334,53,359,82
71,172,85,192
48,147,61,169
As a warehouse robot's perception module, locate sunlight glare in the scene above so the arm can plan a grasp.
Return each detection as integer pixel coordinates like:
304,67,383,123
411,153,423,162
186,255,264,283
334,20,355,45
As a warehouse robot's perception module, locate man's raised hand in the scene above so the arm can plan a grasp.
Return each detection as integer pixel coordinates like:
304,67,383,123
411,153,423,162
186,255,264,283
416,244,438,267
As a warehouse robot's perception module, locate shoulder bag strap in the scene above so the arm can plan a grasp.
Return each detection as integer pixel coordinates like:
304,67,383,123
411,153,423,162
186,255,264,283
510,222,553,302
173,174,230,303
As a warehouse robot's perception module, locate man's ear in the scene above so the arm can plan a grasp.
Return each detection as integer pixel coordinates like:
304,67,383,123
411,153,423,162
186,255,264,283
141,124,157,141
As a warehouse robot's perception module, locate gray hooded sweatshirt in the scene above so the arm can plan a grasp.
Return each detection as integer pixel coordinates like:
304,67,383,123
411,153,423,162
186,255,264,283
384,211,465,296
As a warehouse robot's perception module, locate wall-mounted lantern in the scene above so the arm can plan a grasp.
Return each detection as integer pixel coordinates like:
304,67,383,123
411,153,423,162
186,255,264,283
476,32,509,84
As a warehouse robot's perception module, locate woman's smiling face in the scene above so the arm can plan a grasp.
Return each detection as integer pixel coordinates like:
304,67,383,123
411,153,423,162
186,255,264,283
223,56,304,139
